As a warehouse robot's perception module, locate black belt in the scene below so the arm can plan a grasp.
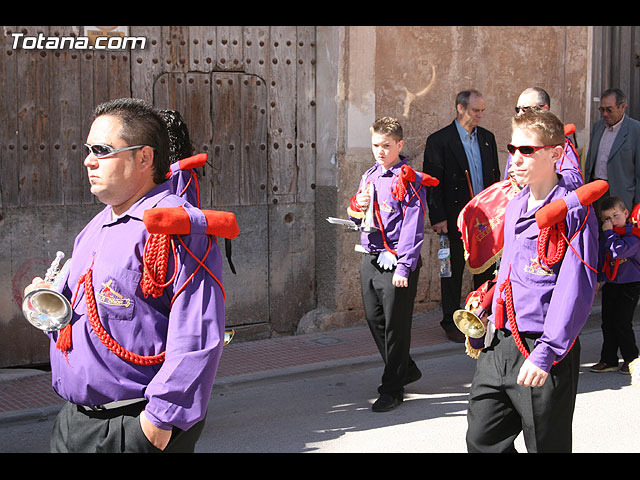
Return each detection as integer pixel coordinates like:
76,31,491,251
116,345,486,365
77,398,146,412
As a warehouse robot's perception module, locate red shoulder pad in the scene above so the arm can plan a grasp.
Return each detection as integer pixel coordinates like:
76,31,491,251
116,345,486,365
143,206,239,239
178,153,207,171
563,123,576,136
420,172,439,187
536,180,608,229
399,164,417,183
613,226,640,238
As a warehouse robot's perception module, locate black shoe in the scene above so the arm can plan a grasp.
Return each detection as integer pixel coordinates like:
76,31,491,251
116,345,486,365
445,329,466,343
403,366,422,386
372,393,402,412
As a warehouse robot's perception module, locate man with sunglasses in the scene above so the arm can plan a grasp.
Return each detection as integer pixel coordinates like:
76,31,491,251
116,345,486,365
423,90,501,343
505,87,583,189
26,98,227,452
465,109,598,452
584,88,640,211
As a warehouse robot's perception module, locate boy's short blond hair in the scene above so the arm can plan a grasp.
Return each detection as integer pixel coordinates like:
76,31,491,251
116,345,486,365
370,116,403,142
511,109,565,147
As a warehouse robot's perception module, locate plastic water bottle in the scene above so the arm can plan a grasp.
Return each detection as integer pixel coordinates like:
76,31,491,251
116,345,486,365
438,234,452,278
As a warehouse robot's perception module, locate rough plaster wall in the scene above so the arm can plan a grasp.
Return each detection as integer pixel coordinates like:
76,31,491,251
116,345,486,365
319,26,589,330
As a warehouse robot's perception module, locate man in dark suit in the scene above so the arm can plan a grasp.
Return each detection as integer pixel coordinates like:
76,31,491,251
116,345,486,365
423,90,501,342
584,88,640,211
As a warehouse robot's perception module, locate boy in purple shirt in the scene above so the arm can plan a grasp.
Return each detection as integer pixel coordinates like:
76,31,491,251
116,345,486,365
591,196,640,374
348,117,433,412
465,109,598,452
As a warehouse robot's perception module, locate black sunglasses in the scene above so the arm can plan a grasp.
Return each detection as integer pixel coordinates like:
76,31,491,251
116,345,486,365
84,143,145,159
514,105,544,114
507,144,559,155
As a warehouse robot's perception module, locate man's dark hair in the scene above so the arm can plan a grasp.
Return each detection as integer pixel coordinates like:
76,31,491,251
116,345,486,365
159,109,195,164
599,195,627,215
93,98,170,184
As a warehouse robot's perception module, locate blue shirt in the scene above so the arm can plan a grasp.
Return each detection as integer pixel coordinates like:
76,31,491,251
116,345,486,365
455,119,483,195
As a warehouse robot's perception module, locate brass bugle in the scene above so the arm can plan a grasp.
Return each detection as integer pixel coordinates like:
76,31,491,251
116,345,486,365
361,182,378,232
224,329,235,346
453,309,486,338
453,280,496,339
22,252,73,332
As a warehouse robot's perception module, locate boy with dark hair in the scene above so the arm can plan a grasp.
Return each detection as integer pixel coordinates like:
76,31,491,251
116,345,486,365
591,195,640,374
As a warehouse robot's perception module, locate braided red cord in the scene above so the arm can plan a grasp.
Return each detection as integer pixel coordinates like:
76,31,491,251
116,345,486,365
141,234,178,298
56,229,225,364
83,267,165,366
500,263,574,366
499,271,530,359
537,221,566,267
373,201,397,256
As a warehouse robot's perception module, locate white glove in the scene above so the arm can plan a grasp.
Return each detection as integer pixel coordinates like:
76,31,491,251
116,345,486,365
377,250,397,270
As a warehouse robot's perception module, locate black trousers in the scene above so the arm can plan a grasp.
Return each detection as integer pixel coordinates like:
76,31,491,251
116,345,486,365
600,281,640,364
51,401,205,453
466,329,581,453
440,232,495,332
360,254,421,396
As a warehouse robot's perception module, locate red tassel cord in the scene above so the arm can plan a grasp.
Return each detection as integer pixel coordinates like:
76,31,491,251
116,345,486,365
56,232,225,365
496,210,597,363
603,253,620,281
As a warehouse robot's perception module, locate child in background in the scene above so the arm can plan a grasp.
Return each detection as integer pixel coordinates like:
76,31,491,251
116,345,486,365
591,196,640,374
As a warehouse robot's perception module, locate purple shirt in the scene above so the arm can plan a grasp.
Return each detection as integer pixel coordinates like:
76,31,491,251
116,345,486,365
598,224,640,284
349,157,426,278
49,182,226,431
471,175,598,371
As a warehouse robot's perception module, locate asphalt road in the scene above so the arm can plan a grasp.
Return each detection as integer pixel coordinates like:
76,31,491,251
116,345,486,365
0,325,638,453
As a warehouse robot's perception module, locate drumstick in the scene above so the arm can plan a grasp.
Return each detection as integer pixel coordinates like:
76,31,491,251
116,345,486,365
465,170,474,198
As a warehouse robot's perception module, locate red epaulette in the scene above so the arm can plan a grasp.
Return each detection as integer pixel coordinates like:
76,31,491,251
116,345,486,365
536,180,608,229
143,205,239,239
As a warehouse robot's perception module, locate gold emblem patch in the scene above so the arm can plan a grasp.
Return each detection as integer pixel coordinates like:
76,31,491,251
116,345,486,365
524,256,554,276
380,200,395,213
96,279,132,307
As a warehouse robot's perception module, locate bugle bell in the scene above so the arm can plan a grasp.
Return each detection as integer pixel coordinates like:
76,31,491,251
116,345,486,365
22,251,73,332
453,309,486,338
453,280,496,339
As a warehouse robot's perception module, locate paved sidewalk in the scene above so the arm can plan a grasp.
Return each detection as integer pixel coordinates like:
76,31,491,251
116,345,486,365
0,303,603,426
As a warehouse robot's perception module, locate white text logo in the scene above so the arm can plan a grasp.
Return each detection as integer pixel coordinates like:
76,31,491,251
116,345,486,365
11,32,146,50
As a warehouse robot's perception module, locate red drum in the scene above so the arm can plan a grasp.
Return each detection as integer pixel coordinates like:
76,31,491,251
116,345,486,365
457,179,521,274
